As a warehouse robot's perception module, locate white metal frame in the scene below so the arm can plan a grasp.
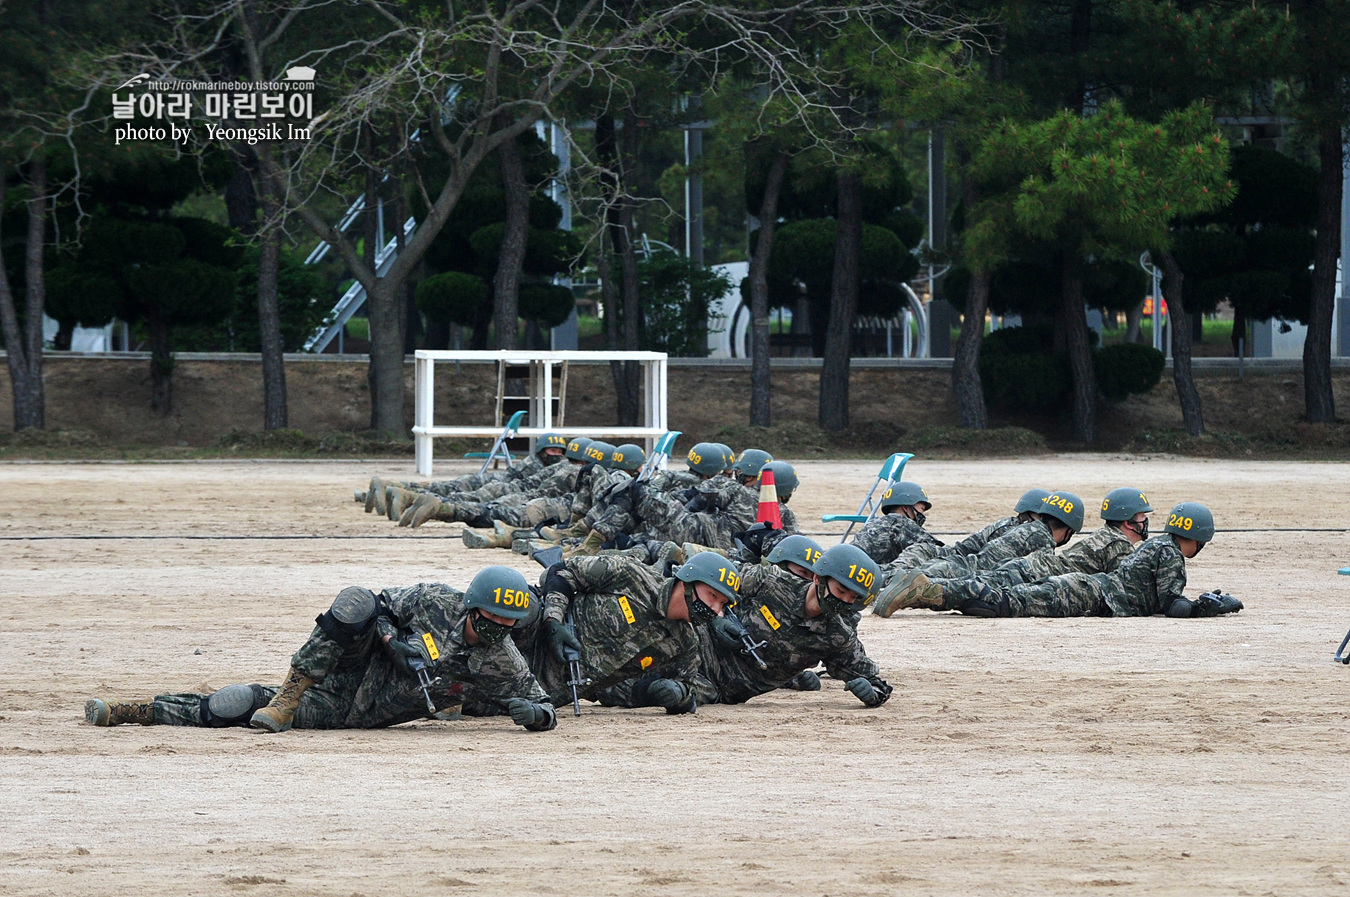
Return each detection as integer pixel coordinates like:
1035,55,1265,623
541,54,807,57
413,350,669,476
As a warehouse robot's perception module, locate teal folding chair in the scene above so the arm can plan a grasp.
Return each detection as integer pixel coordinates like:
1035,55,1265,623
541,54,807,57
638,431,682,481
465,409,527,474
822,452,914,542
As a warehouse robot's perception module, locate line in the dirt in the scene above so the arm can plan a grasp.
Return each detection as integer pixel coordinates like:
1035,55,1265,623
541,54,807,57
1,528,1345,541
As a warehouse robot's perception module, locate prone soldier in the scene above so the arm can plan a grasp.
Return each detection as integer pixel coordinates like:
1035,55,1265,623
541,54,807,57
850,481,942,565
84,567,557,733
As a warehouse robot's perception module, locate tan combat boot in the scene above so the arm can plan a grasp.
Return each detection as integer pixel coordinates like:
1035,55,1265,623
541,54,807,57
400,494,445,528
248,668,315,733
386,485,416,520
680,541,726,560
462,522,513,549
85,699,155,726
366,476,385,514
563,529,607,558
873,572,945,617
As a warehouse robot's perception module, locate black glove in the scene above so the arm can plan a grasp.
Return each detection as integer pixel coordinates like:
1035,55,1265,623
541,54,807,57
507,698,550,727
544,618,583,664
1197,590,1244,616
628,479,646,506
737,521,778,558
678,487,700,503
846,676,890,707
684,492,712,513
709,614,748,651
384,637,430,675
786,670,821,691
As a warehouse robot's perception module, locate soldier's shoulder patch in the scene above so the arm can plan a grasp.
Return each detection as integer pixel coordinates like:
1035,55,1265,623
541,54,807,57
617,595,636,624
759,604,782,630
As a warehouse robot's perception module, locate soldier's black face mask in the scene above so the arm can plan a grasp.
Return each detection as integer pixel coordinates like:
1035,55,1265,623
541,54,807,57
686,592,719,625
470,610,512,646
817,579,858,617
912,510,927,528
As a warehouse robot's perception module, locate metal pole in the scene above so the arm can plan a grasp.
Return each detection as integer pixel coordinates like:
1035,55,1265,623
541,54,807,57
684,125,704,268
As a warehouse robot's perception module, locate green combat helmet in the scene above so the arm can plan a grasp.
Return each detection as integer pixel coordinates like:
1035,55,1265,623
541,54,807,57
711,443,735,471
1100,487,1153,522
731,449,774,483
1039,491,1086,534
565,436,594,462
878,481,932,512
585,440,616,468
464,566,534,621
611,443,646,472
761,461,799,501
686,442,725,477
1163,501,1215,542
812,543,881,608
537,433,569,453
1014,488,1053,514
765,534,824,572
673,551,741,607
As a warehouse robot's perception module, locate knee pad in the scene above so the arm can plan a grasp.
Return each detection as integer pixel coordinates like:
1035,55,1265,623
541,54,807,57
315,586,379,646
200,683,268,727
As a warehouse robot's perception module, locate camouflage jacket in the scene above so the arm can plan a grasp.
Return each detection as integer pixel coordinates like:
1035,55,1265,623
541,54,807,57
534,555,702,702
647,468,703,495
852,513,941,566
693,562,887,705
365,583,552,729
529,458,584,498
925,519,1058,581
779,503,799,534
572,464,628,520
983,525,1133,587
634,475,758,549
1098,535,1188,616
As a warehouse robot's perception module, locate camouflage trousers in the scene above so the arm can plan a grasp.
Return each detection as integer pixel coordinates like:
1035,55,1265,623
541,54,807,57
987,573,1111,618
417,472,510,498
152,625,463,728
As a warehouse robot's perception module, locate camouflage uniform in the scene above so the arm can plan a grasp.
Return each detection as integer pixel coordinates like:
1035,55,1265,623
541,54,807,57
884,515,1021,575
631,475,758,550
690,563,889,705
411,454,547,498
150,583,554,730
968,535,1187,618
910,519,1057,581
976,525,1134,588
851,513,942,566
517,555,702,708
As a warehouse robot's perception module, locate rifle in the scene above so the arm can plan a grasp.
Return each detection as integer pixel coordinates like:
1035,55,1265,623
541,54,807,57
407,655,439,715
532,546,592,715
725,610,768,670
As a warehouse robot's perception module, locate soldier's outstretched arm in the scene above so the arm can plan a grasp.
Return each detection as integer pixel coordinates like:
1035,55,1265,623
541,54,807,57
823,630,891,707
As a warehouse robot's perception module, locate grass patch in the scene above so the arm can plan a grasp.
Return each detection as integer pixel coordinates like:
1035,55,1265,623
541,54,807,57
706,422,1047,459
1125,423,1350,457
904,426,1050,456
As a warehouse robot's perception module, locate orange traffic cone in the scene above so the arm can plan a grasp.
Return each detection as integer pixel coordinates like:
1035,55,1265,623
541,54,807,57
756,469,782,529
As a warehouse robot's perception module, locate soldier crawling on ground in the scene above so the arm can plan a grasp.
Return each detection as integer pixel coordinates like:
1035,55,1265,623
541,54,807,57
880,487,1153,614
84,567,558,733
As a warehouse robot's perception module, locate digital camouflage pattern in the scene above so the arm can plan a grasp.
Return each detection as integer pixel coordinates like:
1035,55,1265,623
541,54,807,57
150,583,553,729
976,525,1134,588
912,519,1057,580
688,563,889,705
415,454,546,498
972,535,1188,617
851,513,942,565
528,555,702,705
633,475,758,550
884,514,1021,576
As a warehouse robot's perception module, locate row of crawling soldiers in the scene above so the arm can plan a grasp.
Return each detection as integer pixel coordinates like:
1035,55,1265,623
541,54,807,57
354,436,802,562
84,540,892,733
842,482,1242,620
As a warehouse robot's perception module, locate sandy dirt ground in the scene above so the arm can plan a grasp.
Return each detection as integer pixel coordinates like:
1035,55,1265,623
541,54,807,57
2,456,1349,896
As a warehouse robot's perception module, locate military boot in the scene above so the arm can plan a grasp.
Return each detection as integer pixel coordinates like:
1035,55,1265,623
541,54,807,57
354,490,367,504
872,567,925,618
875,572,945,617
563,529,607,558
462,524,512,549
400,494,443,528
540,519,588,542
651,541,682,575
680,541,726,561
367,476,386,515
248,667,315,733
386,485,415,520
85,698,155,726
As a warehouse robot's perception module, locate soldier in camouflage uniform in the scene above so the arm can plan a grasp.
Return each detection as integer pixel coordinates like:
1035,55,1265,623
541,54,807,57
84,568,557,733
944,502,1240,619
624,471,759,551
850,482,942,565
364,434,571,519
882,488,1052,574
498,552,738,714
873,490,1084,617
686,538,892,706
881,487,1152,612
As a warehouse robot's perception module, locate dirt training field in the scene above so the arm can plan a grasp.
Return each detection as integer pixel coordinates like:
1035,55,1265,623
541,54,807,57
2,456,1349,896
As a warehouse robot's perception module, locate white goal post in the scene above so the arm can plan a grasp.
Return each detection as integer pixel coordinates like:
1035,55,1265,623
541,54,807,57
412,349,669,476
